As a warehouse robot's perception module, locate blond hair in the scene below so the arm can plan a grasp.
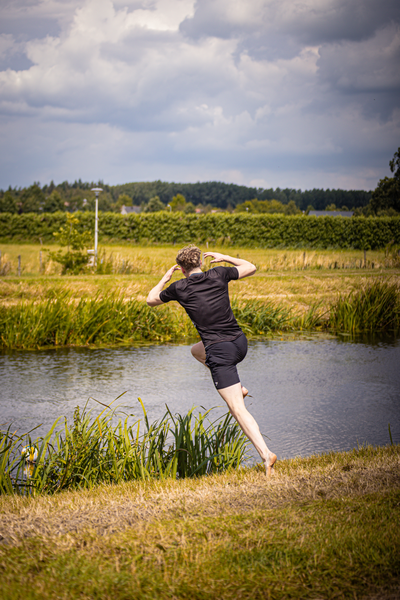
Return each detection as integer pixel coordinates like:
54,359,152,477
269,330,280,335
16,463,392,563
176,245,201,272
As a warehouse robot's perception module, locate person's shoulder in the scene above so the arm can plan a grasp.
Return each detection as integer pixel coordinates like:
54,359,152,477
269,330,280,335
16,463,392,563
159,278,186,302
209,266,238,280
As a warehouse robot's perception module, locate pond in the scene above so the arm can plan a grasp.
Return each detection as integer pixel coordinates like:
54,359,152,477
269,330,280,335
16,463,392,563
1,335,399,461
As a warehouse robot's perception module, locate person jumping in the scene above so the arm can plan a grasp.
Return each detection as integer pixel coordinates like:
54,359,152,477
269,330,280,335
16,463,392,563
146,245,277,476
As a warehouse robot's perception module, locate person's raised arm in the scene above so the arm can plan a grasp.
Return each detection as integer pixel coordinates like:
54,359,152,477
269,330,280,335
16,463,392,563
203,252,256,279
146,264,181,306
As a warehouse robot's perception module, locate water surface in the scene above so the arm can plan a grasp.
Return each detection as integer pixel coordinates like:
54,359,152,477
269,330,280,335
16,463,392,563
1,336,399,460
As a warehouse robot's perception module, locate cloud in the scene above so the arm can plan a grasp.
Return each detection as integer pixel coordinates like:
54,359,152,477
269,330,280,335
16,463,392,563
0,0,399,190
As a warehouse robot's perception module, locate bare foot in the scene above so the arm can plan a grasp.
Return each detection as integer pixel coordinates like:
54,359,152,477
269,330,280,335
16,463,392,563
264,452,277,477
242,386,249,398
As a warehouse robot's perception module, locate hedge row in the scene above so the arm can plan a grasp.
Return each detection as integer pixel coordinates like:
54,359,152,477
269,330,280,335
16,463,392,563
0,212,399,249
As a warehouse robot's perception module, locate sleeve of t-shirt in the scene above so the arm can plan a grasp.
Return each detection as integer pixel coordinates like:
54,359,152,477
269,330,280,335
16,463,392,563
159,282,179,303
216,266,239,281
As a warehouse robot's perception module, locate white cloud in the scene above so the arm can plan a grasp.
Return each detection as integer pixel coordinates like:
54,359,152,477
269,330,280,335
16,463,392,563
0,0,399,189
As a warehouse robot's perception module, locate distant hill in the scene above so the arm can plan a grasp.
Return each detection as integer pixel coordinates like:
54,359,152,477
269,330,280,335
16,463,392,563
1,179,372,213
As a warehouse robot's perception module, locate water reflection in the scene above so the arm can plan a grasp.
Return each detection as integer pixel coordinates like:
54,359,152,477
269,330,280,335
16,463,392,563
1,336,399,460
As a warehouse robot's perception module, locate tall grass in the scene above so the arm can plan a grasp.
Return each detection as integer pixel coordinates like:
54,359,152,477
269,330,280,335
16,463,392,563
329,279,400,333
0,399,249,496
0,280,399,349
0,291,190,349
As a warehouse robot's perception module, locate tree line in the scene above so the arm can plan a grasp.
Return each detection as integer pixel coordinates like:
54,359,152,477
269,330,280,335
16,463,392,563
0,147,399,215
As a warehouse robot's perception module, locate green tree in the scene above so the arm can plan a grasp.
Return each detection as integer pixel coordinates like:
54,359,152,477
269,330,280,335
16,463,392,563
144,196,165,212
234,199,287,214
284,200,301,215
19,184,45,213
169,193,187,211
0,191,18,213
184,201,196,213
42,190,64,213
47,214,93,274
370,177,400,214
389,146,400,180
369,148,400,214
115,194,132,210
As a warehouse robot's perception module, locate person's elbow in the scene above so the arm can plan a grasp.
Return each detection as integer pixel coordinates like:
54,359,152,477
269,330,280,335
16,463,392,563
237,262,256,278
248,262,257,276
146,292,163,306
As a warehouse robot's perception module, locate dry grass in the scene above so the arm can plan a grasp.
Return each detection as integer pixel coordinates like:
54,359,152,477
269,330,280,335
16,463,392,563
1,243,399,277
1,243,400,315
0,446,399,600
1,445,398,546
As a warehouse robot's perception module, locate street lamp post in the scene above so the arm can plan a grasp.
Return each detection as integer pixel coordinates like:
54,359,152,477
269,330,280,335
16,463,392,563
91,187,103,266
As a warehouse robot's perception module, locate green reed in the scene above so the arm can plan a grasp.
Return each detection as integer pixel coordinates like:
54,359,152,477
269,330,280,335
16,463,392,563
0,291,188,349
0,399,249,495
329,279,400,333
0,281,399,350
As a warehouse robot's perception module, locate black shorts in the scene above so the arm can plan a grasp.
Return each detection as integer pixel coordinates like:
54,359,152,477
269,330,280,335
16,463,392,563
205,334,248,390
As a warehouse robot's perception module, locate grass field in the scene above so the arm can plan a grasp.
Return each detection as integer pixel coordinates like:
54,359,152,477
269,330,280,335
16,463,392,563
1,243,400,314
0,444,399,599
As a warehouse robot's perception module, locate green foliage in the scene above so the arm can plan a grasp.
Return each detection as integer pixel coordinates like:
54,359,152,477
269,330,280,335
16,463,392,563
0,291,188,349
389,146,400,180
42,190,64,213
366,148,400,216
168,193,195,213
1,281,398,351
1,211,400,249
370,176,400,215
19,184,45,213
329,279,400,333
115,193,132,209
47,213,93,274
144,195,166,212
0,402,249,495
0,191,18,213
235,198,300,215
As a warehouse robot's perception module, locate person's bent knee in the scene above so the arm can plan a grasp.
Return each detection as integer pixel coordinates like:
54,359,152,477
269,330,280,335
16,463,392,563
191,344,202,358
191,341,206,364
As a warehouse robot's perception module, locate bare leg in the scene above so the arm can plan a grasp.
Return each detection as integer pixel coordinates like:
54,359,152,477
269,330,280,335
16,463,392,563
217,382,277,476
191,341,207,366
191,342,249,397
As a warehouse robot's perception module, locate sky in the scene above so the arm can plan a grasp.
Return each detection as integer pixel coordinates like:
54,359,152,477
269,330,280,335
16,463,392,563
0,0,399,192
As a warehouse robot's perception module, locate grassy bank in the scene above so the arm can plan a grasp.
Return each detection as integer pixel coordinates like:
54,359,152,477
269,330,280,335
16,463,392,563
0,279,399,349
1,444,399,599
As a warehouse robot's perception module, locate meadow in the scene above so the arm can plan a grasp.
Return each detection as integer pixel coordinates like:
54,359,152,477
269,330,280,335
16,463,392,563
0,444,399,599
1,243,400,349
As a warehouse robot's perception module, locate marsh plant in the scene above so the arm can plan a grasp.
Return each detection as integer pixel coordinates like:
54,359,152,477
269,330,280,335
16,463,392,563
0,280,399,350
329,279,400,333
0,399,249,495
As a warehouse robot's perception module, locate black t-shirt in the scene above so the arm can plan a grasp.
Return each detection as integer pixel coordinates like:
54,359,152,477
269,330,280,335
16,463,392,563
159,266,243,347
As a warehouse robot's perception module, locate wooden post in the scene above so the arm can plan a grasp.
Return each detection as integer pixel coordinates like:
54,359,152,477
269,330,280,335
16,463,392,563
39,250,43,274
18,255,21,276
303,251,306,269
364,249,367,268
